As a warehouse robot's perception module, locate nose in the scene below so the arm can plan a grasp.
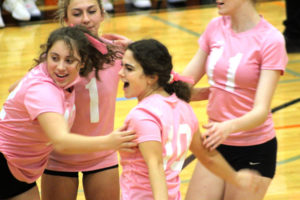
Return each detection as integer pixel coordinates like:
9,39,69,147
57,60,66,71
118,66,124,77
82,12,90,23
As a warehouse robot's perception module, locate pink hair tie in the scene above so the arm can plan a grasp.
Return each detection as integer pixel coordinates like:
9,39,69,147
84,33,108,55
168,70,195,84
68,24,108,55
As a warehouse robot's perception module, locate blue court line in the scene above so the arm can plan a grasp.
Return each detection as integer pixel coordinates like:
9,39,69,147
116,97,136,101
148,15,201,37
277,155,300,166
285,68,300,77
279,78,300,84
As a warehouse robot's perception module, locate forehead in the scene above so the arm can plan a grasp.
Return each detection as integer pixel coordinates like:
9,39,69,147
69,0,100,9
49,40,80,57
123,50,143,69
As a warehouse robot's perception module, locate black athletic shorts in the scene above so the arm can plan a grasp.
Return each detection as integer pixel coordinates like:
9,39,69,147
217,137,277,178
0,152,36,199
43,164,119,178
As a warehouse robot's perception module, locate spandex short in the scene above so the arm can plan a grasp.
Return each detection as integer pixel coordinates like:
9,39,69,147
43,164,119,178
217,137,277,178
0,152,36,199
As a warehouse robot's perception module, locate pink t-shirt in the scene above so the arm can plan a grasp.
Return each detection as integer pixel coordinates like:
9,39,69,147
199,16,288,146
120,94,199,200
0,63,76,183
47,41,121,172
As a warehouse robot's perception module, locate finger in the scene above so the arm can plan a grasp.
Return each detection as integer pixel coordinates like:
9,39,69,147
121,142,137,148
202,123,212,129
122,130,136,137
209,141,220,151
117,124,128,131
119,147,136,153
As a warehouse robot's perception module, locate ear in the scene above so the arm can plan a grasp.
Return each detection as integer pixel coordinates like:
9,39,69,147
147,74,158,85
64,17,69,25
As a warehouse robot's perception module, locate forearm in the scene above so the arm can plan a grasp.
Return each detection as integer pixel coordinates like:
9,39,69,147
148,162,168,200
225,106,269,134
190,87,210,101
52,133,112,154
190,138,237,185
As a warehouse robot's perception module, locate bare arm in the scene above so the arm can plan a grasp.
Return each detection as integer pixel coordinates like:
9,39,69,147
139,141,168,200
190,129,258,191
38,112,136,154
182,48,209,101
203,70,281,150
190,87,210,101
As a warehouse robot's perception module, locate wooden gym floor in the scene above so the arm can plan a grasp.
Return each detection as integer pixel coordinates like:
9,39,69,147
0,1,299,199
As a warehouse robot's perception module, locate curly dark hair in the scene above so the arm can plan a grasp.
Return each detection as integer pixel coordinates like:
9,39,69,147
35,25,122,79
127,39,191,102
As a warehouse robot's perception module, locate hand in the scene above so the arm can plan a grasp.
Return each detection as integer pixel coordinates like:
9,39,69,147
233,169,261,193
101,33,132,49
108,126,137,153
202,121,232,151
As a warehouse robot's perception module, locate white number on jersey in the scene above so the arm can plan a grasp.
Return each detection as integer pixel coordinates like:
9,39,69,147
85,77,100,123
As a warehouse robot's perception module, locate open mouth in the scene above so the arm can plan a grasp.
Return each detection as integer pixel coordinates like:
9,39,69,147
55,73,69,79
123,81,129,88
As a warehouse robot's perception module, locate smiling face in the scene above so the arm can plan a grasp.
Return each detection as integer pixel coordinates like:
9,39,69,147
65,0,104,36
119,50,157,101
47,40,83,88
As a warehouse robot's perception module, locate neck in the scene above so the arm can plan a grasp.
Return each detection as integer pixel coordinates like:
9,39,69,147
230,3,260,33
138,86,169,102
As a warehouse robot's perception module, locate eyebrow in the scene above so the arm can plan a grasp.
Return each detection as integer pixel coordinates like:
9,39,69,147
71,5,97,11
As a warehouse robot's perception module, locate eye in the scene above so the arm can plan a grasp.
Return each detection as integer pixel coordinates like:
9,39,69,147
72,11,82,17
51,55,59,62
125,66,133,71
65,58,75,64
88,10,97,14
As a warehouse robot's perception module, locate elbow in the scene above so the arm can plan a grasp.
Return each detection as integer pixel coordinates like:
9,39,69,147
52,142,68,154
51,137,71,154
254,106,269,125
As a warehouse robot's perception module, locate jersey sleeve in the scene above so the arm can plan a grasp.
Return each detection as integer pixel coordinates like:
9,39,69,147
127,109,162,144
24,82,65,120
198,17,220,53
261,31,288,75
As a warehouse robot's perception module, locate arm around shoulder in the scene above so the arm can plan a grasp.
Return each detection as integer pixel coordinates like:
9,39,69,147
38,112,136,154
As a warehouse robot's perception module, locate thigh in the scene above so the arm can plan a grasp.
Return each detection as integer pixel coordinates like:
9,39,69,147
41,171,79,200
185,161,225,200
82,165,120,200
224,175,272,200
0,153,37,199
10,185,40,200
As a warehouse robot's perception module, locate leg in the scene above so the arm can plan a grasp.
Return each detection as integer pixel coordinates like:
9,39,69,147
83,166,120,200
41,173,79,200
185,161,225,200
9,185,40,200
224,175,272,200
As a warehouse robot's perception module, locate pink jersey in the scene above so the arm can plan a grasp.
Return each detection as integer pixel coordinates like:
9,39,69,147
46,43,121,172
199,16,288,146
120,94,199,200
0,63,76,183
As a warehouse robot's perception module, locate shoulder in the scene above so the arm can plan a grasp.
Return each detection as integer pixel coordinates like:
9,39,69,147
259,18,285,45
